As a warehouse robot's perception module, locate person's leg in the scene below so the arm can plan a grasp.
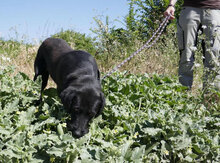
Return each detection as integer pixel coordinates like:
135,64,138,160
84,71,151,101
177,7,202,88
202,9,220,90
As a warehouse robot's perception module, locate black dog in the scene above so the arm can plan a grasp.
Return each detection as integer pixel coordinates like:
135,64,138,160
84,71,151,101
34,38,105,138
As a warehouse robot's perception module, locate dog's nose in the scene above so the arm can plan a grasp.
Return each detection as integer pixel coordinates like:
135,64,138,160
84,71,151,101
73,130,83,138
72,129,89,138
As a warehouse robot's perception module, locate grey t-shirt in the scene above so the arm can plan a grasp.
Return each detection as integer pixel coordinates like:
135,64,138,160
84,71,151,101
183,0,220,9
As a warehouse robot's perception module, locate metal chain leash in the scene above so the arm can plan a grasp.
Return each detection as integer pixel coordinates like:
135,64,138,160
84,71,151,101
102,15,171,80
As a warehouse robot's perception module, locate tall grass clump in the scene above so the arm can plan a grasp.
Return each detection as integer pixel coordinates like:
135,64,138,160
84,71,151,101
0,39,38,77
91,14,179,77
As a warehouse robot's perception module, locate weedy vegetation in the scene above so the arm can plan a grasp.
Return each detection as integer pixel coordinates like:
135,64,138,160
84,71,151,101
0,0,219,162
0,69,219,162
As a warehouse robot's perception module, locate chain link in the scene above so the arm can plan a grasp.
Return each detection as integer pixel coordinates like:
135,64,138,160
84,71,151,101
102,15,171,80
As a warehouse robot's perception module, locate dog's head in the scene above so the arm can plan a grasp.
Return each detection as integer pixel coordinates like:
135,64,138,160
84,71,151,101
60,86,105,138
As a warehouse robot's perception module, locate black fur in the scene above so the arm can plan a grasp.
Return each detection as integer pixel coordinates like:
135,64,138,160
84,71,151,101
34,38,105,138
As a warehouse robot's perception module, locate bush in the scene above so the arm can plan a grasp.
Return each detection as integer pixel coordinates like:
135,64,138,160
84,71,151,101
53,30,98,55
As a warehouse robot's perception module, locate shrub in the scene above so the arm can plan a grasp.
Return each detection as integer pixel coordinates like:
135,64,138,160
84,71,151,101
52,30,98,55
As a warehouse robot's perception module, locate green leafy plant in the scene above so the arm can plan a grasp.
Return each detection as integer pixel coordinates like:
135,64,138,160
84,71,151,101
126,0,184,39
0,68,219,162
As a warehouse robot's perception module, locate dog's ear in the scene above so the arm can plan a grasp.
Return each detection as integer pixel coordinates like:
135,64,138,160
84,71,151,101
95,92,105,117
60,88,78,112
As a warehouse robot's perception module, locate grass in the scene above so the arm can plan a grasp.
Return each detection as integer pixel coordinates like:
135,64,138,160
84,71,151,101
0,40,36,76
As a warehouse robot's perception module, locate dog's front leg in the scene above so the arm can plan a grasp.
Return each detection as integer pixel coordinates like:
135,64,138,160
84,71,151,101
33,71,49,105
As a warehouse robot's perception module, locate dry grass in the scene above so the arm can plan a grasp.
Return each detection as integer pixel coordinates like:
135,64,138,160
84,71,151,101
0,41,186,89
1,43,56,88
11,45,37,77
99,49,178,76
4,44,179,91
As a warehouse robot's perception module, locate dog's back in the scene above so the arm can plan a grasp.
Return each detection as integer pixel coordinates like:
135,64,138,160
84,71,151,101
34,38,100,93
34,38,72,76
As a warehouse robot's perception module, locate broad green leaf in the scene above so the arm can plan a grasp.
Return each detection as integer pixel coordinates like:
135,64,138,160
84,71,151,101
47,147,63,157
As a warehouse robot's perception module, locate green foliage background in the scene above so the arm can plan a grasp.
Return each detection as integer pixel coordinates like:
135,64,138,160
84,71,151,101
125,0,184,39
0,69,219,162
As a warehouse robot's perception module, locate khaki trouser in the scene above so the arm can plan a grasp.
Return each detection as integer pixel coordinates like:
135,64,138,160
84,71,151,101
177,7,220,90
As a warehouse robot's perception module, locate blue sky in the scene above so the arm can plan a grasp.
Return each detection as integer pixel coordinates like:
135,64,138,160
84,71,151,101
0,0,129,43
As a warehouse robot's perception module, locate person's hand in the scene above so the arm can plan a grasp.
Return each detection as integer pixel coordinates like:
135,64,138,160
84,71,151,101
164,6,175,19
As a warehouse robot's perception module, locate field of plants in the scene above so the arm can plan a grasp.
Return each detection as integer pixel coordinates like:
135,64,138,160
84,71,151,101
0,67,219,162
0,0,220,162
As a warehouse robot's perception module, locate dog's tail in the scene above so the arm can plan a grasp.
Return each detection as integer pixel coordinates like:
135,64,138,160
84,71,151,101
34,45,47,80
33,45,49,105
